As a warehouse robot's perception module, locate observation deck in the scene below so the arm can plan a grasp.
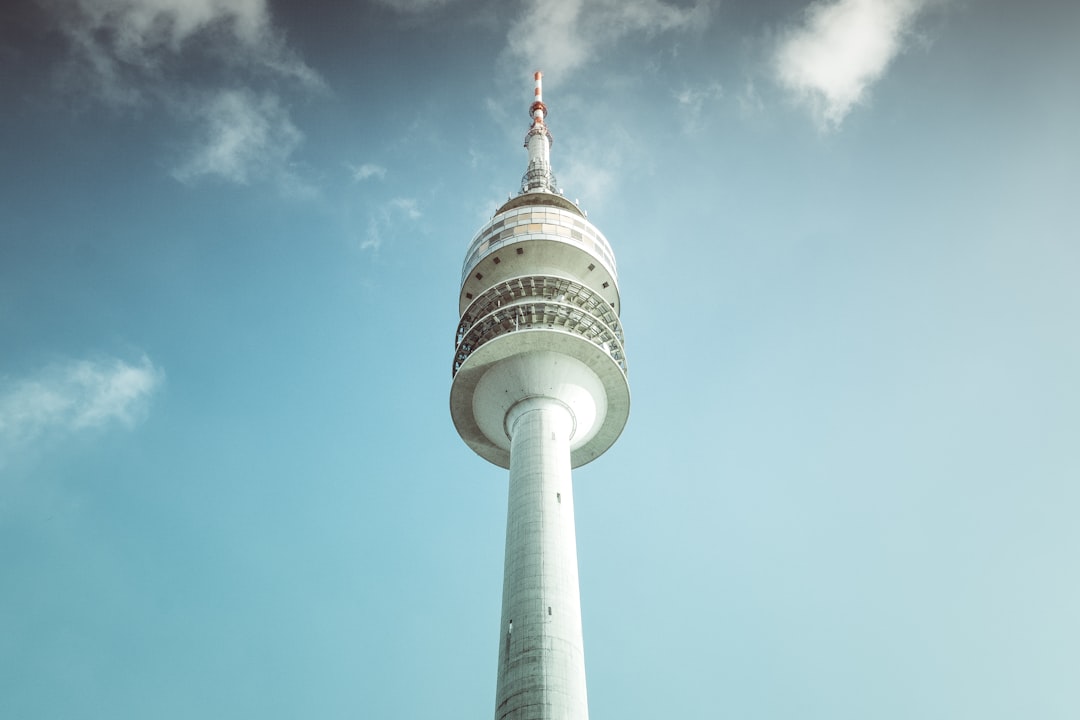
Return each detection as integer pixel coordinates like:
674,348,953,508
458,194,619,310
450,192,629,469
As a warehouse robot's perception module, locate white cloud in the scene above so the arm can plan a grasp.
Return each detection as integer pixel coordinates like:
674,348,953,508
504,0,709,79
0,355,164,461
773,0,932,129
42,0,322,188
46,0,321,103
361,216,383,252
350,163,388,182
172,89,303,185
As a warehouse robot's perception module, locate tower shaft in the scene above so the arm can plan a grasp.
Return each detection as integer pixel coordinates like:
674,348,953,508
496,398,588,720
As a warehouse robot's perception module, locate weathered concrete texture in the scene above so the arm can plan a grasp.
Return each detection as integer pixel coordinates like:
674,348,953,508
495,398,588,720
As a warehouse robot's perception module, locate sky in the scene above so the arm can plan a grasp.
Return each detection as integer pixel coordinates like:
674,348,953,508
1,0,1078,717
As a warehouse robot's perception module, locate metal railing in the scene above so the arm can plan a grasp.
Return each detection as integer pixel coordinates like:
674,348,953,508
452,299,628,377
457,275,622,346
521,165,558,194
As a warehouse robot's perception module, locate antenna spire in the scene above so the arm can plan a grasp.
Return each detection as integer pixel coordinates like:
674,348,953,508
521,71,557,195
530,70,547,127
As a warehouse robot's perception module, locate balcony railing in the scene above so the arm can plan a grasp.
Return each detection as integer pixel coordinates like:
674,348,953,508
453,299,627,377
457,275,622,346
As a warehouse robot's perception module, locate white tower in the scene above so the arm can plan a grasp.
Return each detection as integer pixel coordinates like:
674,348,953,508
450,72,630,720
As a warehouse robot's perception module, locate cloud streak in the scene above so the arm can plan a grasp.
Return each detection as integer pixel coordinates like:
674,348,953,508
370,0,452,12
0,355,164,462
43,0,322,189
674,82,724,134
350,163,388,182
773,0,932,129
172,89,303,185
504,0,708,79
47,0,321,103
361,197,422,252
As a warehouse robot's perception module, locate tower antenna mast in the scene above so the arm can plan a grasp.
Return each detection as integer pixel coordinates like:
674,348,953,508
521,71,557,194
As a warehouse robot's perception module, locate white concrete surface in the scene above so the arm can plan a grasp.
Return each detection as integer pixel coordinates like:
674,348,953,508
494,398,589,720
449,330,630,469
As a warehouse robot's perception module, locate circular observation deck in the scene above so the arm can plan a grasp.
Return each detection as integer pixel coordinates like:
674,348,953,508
450,194,629,469
458,194,620,316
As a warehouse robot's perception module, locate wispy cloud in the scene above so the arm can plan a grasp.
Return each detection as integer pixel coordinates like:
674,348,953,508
370,0,453,12
773,0,933,130
674,82,724,134
504,0,709,79
737,79,766,119
390,197,421,220
47,0,322,103
560,159,616,211
360,197,422,252
172,89,303,185
556,122,642,211
0,355,164,463
349,163,388,182
43,0,323,189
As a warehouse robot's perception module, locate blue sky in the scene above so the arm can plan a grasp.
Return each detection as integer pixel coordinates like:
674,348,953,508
1,0,1077,717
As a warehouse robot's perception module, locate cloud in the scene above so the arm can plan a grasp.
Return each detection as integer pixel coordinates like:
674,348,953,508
555,121,642,210
172,89,303,185
488,0,708,208
42,0,323,188
504,0,709,79
559,159,616,210
371,0,453,12
46,0,321,103
350,163,388,182
737,79,766,119
773,0,933,129
0,355,164,462
673,82,723,134
390,197,421,219
360,197,422,252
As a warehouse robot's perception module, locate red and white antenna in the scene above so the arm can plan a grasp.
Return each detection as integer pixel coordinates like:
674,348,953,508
530,71,547,127
523,70,555,193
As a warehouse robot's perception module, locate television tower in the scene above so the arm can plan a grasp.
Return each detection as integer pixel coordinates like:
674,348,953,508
450,72,630,720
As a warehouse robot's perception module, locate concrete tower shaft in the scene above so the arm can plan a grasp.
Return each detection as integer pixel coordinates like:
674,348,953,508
450,73,629,720
496,398,588,720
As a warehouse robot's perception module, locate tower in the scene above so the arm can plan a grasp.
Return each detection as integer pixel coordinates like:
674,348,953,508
450,72,630,720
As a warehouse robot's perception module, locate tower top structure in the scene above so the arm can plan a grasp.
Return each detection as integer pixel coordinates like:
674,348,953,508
521,70,557,195
450,71,629,469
